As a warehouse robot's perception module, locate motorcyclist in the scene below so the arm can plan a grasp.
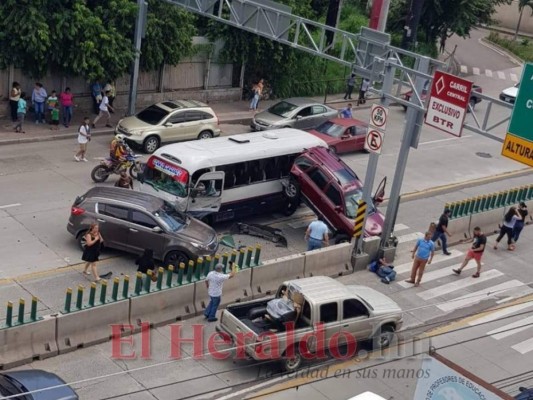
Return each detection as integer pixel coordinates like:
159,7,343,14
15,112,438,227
110,134,132,166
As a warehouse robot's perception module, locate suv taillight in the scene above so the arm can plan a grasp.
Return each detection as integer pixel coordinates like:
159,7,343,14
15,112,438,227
71,206,85,216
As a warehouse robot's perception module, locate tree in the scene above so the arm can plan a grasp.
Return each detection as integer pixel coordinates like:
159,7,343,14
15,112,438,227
514,0,533,40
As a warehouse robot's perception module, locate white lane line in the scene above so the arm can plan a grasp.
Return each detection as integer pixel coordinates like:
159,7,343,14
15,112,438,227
473,67,481,75
394,250,464,275
496,296,514,304
510,73,519,82
468,302,533,326
418,269,504,301
397,232,423,244
487,315,533,340
437,280,524,312
485,69,493,78
394,223,410,232
0,203,21,209
419,135,472,146
512,338,533,354
497,71,506,80
461,65,468,74
396,263,476,288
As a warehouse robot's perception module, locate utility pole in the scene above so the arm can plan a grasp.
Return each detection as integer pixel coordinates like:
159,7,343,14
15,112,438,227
401,0,425,50
377,0,391,32
127,0,148,116
325,0,342,47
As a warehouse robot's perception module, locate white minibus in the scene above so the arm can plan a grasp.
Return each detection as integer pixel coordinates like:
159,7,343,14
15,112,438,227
138,129,327,223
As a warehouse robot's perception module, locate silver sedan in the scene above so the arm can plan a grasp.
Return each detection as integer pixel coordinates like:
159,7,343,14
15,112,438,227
251,97,339,131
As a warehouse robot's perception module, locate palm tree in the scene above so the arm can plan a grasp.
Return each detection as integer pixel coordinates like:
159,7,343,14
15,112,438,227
514,0,533,40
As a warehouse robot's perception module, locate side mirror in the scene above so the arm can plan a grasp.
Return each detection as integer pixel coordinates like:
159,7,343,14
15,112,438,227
164,123,172,127
373,196,384,204
295,115,303,120
152,226,163,233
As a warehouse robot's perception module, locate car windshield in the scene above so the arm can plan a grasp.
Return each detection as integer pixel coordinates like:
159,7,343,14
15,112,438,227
315,121,346,138
267,101,298,117
136,105,169,125
154,202,188,232
345,189,374,219
332,168,358,186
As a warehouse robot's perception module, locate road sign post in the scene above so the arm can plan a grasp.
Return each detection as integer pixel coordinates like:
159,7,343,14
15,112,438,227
425,71,473,137
502,63,533,168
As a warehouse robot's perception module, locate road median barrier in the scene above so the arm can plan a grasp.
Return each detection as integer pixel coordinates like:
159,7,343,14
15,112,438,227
251,253,305,298
303,242,353,277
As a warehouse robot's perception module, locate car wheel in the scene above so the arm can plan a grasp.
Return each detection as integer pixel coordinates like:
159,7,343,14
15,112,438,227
91,165,110,183
143,136,160,154
198,130,213,140
284,178,300,201
334,234,351,244
374,325,395,349
129,162,143,180
281,346,303,372
164,251,189,270
77,230,88,251
284,198,300,216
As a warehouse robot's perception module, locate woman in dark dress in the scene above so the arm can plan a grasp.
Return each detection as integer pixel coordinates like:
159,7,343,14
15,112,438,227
82,223,104,282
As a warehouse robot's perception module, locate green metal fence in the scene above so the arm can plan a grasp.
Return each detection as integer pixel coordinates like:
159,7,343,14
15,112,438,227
1,297,40,329
447,184,533,219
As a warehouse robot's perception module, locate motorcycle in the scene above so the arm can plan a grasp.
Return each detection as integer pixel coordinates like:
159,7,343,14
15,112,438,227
90,154,144,183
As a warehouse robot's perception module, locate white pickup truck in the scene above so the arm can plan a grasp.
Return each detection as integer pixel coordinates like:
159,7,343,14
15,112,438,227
217,276,403,372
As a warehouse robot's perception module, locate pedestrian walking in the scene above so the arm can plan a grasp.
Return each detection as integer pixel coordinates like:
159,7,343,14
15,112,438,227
115,170,133,189
249,84,260,111
494,206,522,251
453,226,486,278
432,209,452,255
305,216,329,251
59,87,74,127
31,82,47,124
82,223,104,282
405,231,435,287
46,90,59,124
92,90,114,128
357,78,370,106
9,82,22,122
14,92,27,134
75,117,91,162
104,80,116,113
344,74,356,100
204,263,236,322
339,103,353,119
513,202,528,242
91,81,102,114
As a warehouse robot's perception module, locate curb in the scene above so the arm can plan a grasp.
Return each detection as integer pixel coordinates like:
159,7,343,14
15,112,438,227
480,37,524,66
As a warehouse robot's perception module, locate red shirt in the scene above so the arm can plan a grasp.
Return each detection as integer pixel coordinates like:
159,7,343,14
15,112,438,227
59,92,74,107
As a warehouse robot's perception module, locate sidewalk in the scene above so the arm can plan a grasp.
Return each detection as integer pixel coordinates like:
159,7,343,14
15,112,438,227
0,94,369,146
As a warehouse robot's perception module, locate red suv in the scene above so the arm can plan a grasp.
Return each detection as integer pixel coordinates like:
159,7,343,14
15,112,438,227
283,147,386,242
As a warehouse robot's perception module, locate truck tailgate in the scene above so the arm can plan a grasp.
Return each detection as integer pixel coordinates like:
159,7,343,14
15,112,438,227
220,310,257,343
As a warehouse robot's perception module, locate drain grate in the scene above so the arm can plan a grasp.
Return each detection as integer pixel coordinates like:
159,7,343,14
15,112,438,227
476,152,492,158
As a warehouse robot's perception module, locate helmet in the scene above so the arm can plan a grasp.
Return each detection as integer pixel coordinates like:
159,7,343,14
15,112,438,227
114,134,126,142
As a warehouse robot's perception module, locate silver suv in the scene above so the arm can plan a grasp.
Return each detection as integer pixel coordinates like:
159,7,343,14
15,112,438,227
115,100,221,154
67,187,218,267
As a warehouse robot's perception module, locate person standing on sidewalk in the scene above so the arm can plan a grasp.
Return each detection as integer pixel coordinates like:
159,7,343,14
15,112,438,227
405,231,434,287
92,90,114,128
513,202,528,243
75,117,91,162
344,74,356,100
494,206,522,251
305,216,329,251
91,81,102,114
255,79,264,110
249,83,260,111
59,87,74,127
104,80,116,113
357,78,370,106
31,82,47,124
9,82,21,123
14,92,27,134
46,90,59,124
432,209,452,256
204,263,236,322
453,226,486,278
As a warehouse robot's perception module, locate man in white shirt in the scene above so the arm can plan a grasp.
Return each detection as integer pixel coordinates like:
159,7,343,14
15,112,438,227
204,263,236,322
305,216,329,251
75,117,91,162
92,90,114,128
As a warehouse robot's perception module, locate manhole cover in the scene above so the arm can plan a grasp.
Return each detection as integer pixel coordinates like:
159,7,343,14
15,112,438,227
476,152,492,158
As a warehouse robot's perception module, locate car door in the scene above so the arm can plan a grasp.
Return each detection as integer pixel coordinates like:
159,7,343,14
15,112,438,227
339,298,373,343
323,183,345,232
182,111,208,140
353,125,368,151
315,302,340,355
187,171,225,215
161,111,188,142
96,203,132,252
293,106,314,129
309,105,329,129
127,209,166,258
301,166,330,208
334,126,357,154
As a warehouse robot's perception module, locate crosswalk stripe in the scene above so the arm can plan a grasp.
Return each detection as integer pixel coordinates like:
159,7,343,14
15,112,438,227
512,338,533,354
394,223,410,232
396,232,423,244
487,315,533,340
397,263,476,288
460,65,468,74
473,67,480,75
418,269,503,301
497,71,506,80
437,280,524,312
468,302,533,326
393,250,464,275
510,73,518,82
485,70,493,78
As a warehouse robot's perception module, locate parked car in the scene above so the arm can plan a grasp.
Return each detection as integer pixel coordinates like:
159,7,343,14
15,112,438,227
402,81,483,111
515,387,533,399
251,98,338,131
283,146,386,241
500,82,520,104
67,187,218,267
217,276,403,372
0,369,78,399
115,100,221,154
308,118,368,154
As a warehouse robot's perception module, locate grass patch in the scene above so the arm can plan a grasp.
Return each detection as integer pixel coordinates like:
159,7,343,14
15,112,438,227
487,31,533,62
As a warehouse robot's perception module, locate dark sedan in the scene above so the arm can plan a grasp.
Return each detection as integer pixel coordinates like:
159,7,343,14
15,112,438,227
308,118,368,154
0,370,78,399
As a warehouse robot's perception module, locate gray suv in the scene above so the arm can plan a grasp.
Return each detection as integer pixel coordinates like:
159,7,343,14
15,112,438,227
67,187,218,267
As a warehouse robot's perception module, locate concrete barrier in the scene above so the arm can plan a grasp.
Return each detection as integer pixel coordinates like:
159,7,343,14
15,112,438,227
56,300,130,353
194,267,253,315
362,236,381,261
304,243,353,277
251,254,305,298
130,283,196,329
447,215,472,244
0,316,58,369
469,208,505,238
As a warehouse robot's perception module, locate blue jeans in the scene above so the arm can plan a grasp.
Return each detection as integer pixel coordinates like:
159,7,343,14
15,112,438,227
204,296,221,319
250,94,259,110
34,101,44,123
62,105,73,126
307,237,323,251
513,220,524,242
432,231,448,253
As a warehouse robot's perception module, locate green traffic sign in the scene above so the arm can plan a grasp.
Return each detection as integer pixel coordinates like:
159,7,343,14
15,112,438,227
507,63,533,141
